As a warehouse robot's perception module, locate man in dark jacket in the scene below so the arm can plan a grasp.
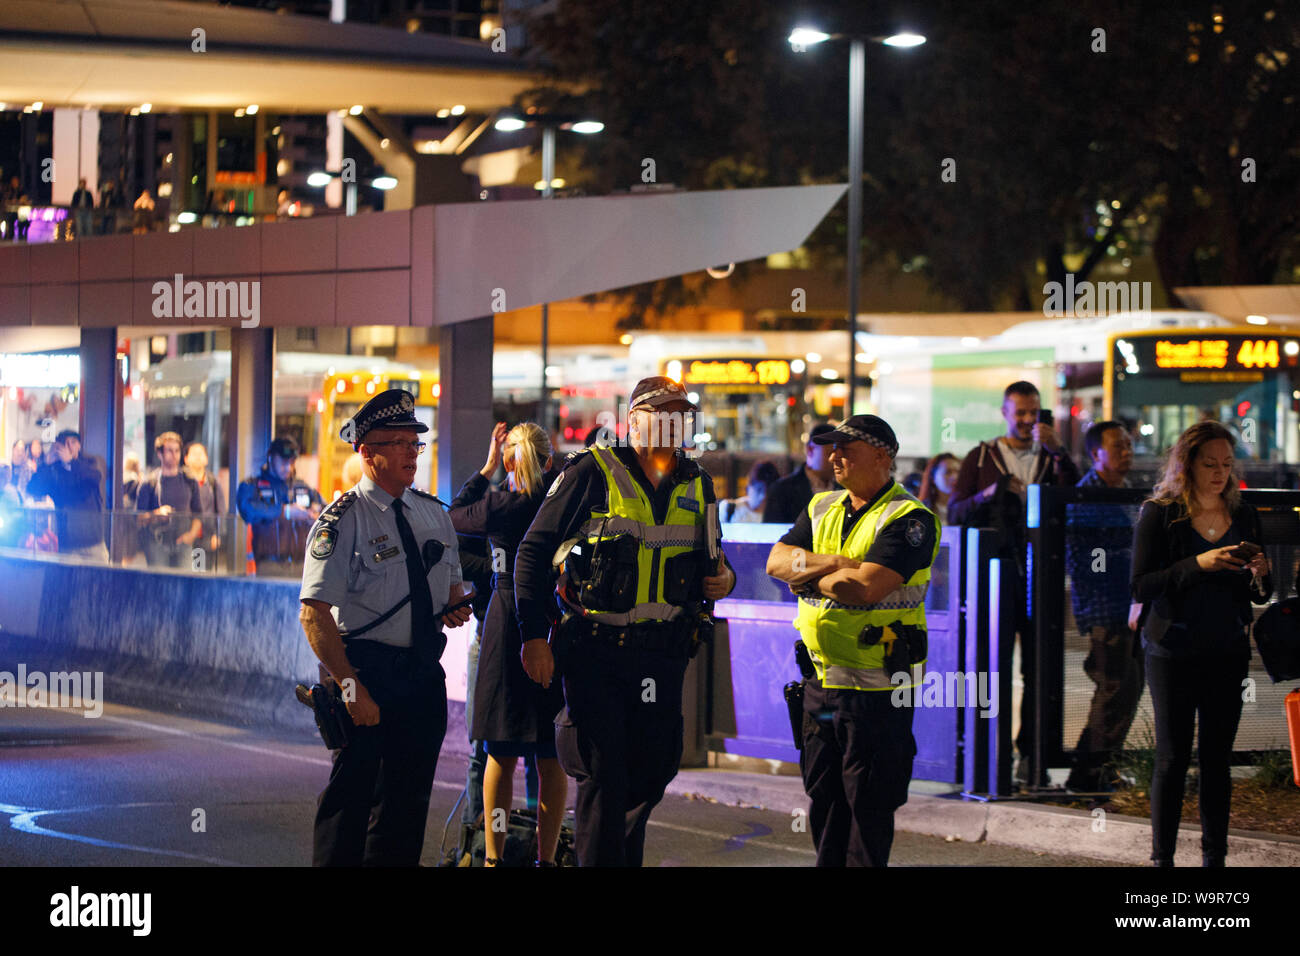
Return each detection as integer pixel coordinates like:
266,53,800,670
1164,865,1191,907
948,381,1081,786
762,423,838,524
26,430,108,561
236,437,323,577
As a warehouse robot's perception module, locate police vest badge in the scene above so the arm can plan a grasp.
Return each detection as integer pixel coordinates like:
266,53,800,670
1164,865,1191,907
905,517,925,548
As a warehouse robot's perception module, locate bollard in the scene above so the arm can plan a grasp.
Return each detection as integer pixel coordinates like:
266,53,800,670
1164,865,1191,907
1287,688,1300,788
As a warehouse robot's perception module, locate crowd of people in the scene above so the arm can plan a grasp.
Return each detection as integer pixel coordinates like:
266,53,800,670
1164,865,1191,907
0,373,1279,868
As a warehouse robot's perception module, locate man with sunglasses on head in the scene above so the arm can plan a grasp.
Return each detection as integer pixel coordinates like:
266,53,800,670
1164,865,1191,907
300,388,473,866
236,437,325,577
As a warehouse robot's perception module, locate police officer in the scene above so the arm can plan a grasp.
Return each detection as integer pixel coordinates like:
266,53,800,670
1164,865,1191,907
765,415,939,867
236,437,324,577
514,376,736,867
300,389,473,866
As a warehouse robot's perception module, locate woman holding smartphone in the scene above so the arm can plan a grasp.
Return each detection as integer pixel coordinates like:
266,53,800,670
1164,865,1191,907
1131,421,1272,867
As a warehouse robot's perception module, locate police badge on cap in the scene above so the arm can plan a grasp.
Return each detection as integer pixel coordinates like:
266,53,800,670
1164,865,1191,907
342,388,429,443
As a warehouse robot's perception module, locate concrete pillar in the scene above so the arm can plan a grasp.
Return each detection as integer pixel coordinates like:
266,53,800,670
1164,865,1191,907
437,315,493,502
79,327,123,510
228,328,274,507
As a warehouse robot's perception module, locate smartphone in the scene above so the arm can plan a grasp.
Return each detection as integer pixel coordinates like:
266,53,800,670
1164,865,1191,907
1229,541,1262,561
1038,409,1054,427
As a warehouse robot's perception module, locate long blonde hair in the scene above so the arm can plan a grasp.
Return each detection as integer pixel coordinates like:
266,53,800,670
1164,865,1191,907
1149,420,1241,521
505,422,552,497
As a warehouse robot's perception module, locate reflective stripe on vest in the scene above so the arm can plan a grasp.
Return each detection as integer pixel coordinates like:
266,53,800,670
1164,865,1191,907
823,661,925,691
793,482,938,691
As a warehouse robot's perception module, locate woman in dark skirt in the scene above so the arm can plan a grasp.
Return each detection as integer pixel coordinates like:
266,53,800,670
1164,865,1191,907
448,421,564,866
1131,421,1272,866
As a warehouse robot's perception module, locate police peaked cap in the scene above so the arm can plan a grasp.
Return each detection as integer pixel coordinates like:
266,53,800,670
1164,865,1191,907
344,388,429,442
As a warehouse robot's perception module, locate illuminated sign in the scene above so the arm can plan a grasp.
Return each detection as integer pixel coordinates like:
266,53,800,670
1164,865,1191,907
388,379,420,400
679,359,793,387
1131,337,1294,373
0,352,80,387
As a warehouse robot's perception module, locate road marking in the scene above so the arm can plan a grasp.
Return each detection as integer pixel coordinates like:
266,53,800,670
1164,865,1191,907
646,819,815,856
2,801,239,866
100,713,463,789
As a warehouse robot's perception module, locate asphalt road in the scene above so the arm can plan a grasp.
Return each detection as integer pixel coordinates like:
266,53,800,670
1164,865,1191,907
0,702,1118,867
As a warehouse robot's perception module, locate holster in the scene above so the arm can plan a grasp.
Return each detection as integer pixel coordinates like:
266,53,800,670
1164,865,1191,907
785,640,816,751
294,678,354,750
859,621,928,677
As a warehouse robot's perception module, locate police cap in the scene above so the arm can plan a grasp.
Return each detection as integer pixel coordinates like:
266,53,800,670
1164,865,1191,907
344,388,429,443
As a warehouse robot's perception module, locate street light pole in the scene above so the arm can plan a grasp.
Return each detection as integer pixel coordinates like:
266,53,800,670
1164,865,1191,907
540,124,555,429
846,37,865,416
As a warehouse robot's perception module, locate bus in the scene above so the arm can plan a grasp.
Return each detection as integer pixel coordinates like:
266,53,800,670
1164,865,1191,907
867,311,1300,484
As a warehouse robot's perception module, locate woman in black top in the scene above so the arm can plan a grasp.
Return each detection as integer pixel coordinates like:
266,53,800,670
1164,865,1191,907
448,421,564,866
1130,421,1272,867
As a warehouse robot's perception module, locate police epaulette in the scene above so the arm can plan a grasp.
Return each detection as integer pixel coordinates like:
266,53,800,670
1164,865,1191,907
410,488,449,507
562,447,596,471
316,490,358,525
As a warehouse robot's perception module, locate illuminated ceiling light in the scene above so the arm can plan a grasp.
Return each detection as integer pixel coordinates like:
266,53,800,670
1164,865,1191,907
788,27,831,47
271,125,281,135
336,108,348,117
247,104,259,115
1246,314,1269,325
436,108,451,118
307,171,333,187
533,180,548,191
495,116,527,132
855,353,871,363
687,392,700,405
379,137,390,149
820,369,838,380
550,178,565,189
177,211,197,224
790,358,806,374
706,263,735,279
349,105,364,115
1286,342,1299,357
619,334,633,345
128,108,140,116
451,104,466,116
805,352,822,363
371,176,398,190
882,32,926,47
234,108,246,118
570,120,604,134
666,360,683,381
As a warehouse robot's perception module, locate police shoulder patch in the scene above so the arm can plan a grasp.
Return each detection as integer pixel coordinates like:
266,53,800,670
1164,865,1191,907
311,526,338,559
546,471,565,497
905,517,926,548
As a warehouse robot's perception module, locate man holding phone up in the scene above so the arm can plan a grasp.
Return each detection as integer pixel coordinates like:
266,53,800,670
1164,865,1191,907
948,381,1080,785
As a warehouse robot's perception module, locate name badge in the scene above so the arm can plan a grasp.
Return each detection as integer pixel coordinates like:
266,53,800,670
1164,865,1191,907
374,546,400,562
676,496,699,513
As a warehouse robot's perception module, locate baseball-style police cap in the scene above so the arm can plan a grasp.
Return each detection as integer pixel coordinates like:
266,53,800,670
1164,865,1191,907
343,388,429,443
268,437,299,460
629,376,699,412
811,414,900,458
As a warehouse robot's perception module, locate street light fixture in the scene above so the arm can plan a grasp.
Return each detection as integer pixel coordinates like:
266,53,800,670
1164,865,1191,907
307,170,399,215
493,111,603,426
790,24,925,415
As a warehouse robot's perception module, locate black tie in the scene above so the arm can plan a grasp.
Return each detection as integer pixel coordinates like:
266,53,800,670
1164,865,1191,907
391,497,438,666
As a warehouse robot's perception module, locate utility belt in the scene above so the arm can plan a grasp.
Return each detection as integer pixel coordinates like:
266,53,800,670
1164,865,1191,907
557,612,698,654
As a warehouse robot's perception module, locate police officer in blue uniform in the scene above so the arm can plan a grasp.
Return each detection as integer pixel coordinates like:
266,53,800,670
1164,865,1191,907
300,389,473,867
236,437,325,576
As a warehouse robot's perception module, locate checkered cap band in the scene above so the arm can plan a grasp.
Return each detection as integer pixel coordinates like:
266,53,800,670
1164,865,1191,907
834,424,898,456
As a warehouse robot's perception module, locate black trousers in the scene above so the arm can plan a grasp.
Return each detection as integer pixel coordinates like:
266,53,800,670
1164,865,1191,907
1145,648,1247,866
800,677,916,867
312,643,447,867
555,642,687,867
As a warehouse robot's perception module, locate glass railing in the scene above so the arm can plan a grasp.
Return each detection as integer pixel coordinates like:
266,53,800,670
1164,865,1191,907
0,506,321,579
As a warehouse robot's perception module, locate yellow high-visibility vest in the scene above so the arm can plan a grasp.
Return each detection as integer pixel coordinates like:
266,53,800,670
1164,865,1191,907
793,483,938,691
